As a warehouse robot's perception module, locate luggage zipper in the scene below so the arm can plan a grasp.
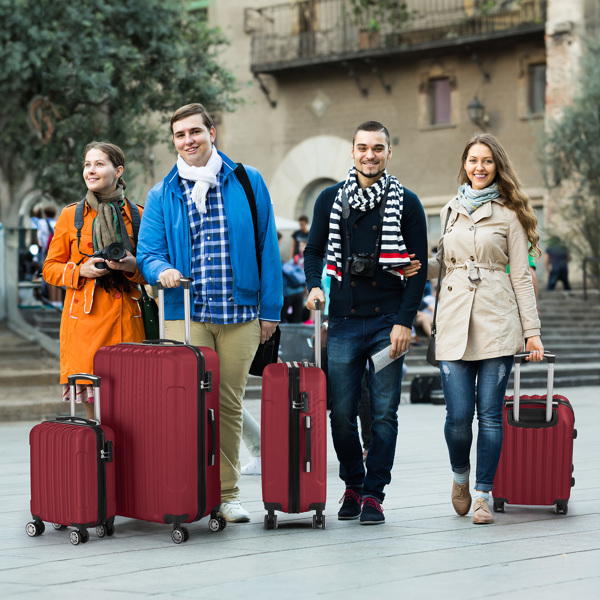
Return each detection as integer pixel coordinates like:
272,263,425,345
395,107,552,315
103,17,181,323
288,362,301,514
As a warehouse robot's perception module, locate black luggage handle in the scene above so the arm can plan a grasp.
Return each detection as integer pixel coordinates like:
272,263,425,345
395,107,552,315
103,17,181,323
304,415,312,473
141,338,185,346
55,416,99,427
208,408,216,467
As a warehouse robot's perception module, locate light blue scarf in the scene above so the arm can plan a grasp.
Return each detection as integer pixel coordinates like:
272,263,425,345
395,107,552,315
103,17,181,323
457,182,499,214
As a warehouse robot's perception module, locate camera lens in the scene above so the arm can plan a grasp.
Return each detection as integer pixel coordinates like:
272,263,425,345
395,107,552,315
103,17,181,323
105,242,126,261
353,260,365,273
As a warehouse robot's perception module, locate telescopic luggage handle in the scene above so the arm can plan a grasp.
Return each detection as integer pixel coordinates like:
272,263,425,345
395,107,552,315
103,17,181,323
157,277,193,345
66,373,101,423
512,351,556,423
314,298,322,369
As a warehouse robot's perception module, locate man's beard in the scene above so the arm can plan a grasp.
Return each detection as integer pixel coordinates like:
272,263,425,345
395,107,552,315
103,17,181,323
356,165,385,180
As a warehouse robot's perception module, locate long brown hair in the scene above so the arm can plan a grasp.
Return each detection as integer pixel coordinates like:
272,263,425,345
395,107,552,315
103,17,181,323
83,141,127,190
458,133,540,258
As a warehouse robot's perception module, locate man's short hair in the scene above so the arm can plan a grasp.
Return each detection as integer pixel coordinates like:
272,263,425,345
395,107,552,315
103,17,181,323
298,215,309,223
170,103,214,134
353,121,390,147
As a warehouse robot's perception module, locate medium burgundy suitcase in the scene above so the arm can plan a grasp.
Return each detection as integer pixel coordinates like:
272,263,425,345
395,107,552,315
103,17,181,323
493,352,576,515
261,301,327,529
94,278,225,543
28,374,117,545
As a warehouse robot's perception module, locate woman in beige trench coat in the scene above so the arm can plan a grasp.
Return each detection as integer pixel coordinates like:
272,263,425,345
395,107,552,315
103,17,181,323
426,134,545,525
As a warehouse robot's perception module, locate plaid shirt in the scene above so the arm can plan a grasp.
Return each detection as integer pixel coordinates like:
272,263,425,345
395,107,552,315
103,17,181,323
180,173,258,324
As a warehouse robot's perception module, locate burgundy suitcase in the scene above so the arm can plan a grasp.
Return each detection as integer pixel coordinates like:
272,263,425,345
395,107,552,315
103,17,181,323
94,278,225,543
28,374,116,545
493,352,576,515
261,301,327,529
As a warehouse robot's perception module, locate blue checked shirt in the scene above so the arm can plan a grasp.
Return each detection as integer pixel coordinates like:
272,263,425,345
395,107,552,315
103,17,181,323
180,173,258,324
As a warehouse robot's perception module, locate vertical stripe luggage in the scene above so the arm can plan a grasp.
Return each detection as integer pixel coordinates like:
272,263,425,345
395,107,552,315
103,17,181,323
94,278,225,543
493,352,576,515
261,300,328,529
28,374,116,545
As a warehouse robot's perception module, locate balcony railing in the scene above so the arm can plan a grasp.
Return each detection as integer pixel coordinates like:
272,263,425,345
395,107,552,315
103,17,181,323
247,0,546,73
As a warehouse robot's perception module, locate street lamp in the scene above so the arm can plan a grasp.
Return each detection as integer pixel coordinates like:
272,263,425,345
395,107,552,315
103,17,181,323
467,96,486,127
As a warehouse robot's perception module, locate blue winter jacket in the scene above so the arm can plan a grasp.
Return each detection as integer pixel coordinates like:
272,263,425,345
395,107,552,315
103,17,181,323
137,151,283,322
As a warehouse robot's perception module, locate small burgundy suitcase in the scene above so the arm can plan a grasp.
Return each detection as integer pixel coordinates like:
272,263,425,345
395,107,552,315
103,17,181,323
493,352,576,515
261,301,327,529
94,278,224,543
28,374,116,545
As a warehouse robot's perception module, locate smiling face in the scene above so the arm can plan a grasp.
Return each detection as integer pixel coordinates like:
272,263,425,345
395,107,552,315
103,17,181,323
172,114,216,168
463,143,497,190
83,149,123,195
351,130,392,189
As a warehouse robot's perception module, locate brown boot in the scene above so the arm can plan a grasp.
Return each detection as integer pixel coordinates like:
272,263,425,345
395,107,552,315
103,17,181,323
472,497,494,524
451,477,471,516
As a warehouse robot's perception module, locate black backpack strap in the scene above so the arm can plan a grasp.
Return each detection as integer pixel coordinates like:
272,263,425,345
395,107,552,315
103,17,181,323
74,199,86,255
234,163,261,278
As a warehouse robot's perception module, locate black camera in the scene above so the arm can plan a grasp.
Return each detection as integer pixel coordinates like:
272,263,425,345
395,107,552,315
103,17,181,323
345,253,377,277
94,242,126,270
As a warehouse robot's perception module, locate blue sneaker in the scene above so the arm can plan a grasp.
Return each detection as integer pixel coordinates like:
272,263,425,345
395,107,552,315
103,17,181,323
337,488,362,520
359,497,385,525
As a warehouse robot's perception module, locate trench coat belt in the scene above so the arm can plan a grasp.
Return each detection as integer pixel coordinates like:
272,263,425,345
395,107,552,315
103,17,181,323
446,260,505,284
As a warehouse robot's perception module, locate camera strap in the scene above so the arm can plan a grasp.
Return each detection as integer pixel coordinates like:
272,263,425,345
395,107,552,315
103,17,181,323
74,197,139,262
341,178,390,268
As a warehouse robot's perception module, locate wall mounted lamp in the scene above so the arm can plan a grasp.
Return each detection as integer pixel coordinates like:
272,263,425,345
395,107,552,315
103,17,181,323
467,96,488,127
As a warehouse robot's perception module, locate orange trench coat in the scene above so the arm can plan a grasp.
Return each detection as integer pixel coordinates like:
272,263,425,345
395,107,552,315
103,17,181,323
43,199,146,384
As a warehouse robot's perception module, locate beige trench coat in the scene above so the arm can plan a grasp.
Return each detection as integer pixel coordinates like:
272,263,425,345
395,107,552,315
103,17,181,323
428,196,540,361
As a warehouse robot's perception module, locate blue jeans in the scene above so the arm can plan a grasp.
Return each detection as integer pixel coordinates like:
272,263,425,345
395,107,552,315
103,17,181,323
440,356,513,492
327,314,405,502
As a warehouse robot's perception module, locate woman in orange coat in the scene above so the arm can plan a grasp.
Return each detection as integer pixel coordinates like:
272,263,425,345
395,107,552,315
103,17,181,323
43,142,146,419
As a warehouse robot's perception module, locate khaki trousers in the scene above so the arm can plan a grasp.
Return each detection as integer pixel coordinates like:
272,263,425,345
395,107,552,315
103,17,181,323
165,318,261,503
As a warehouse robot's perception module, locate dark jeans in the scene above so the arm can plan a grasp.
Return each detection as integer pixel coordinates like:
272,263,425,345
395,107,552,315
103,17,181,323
440,356,513,492
547,264,571,291
327,314,405,502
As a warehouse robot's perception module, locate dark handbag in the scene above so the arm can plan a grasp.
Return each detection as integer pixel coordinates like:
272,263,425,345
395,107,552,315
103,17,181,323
249,325,281,376
426,210,451,368
139,286,159,340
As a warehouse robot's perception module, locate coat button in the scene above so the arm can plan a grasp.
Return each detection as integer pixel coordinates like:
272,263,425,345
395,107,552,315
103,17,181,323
88,243,93,248
469,226,474,231
115,293,121,299
447,228,452,232
470,256,475,261
74,298,79,303
351,308,356,314
451,257,456,263
351,281,356,287
371,281,377,286
448,286,452,291
353,224,358,229
372,225,378,231
375,307,380,313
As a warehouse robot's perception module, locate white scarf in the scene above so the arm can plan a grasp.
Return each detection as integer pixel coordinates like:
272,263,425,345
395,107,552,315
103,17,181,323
176,146,223,213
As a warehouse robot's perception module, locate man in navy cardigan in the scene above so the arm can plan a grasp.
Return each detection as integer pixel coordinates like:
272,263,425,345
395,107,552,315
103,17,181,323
138,103,282,523
304,121,427,524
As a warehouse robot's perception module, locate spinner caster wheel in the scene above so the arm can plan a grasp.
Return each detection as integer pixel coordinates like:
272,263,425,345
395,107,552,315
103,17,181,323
52,523,66,531
209,518,221,532
96,524,107,538
493,500,505,513
26,521,44,537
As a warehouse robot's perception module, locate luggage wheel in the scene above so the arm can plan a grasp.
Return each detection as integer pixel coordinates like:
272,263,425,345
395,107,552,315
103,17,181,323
69,529,90,545
554,501,568,515
171,525,189,544
312,512,326,530
208,516,226,532
264,511,278,530
26,519,45,537
52,523,66,531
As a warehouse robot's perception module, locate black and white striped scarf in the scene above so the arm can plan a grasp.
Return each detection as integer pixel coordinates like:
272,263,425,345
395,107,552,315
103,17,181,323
326,167,410,283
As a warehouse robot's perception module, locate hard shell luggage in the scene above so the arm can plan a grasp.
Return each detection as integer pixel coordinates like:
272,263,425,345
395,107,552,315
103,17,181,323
493,352,576,515
94,278,225,543
28,374,116,545
409,374,445,404
261,300,328,529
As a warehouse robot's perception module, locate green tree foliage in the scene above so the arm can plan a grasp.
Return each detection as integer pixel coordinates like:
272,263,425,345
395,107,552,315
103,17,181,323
0,0,237,215
544,39,600,260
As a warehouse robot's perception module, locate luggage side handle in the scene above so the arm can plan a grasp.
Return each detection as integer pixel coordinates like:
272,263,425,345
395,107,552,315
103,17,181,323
304,415,312,473
67,373,101,423
208,408,217,467
512,352,556,423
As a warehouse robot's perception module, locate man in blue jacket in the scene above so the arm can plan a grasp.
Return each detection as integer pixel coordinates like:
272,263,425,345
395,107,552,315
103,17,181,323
304,121,427,525
137,103,282,523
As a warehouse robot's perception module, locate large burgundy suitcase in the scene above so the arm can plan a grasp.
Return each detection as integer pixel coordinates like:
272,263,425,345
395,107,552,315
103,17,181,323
493,352,576,515
27,374,117,545
94,278,225,543
261,301,327,529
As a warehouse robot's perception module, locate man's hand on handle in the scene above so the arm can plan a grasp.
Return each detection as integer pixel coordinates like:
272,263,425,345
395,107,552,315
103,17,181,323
159,269,183,288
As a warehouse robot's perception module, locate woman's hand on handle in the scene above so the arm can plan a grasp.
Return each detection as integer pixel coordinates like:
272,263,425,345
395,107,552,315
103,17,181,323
525,335,544,362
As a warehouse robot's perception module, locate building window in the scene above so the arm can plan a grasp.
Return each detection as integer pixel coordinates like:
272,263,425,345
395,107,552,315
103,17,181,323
528,63,546,115
429,78,451,125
